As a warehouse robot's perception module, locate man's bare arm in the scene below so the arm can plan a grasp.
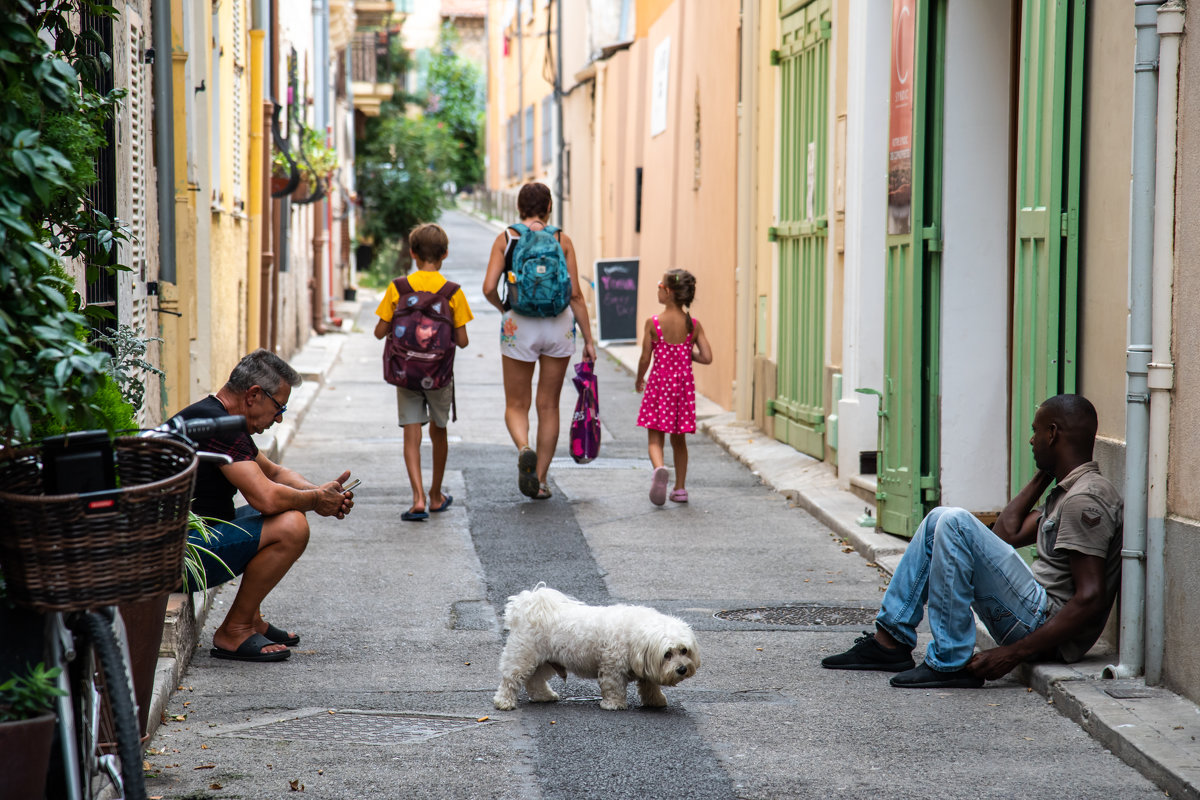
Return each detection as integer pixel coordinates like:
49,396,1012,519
992,470,1054,547
966,551,1108,680
223,456,351,517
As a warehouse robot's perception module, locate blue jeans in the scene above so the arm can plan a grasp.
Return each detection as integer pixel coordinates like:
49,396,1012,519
876,507,1050,671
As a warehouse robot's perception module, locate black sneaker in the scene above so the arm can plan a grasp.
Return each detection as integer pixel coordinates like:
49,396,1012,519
889,662,984,689
821,631,916,672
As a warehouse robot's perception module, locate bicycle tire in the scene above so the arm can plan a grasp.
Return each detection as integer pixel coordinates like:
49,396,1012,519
84,610,147,800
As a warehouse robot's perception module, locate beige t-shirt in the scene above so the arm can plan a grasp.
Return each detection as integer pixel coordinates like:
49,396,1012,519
1031,461,1124,662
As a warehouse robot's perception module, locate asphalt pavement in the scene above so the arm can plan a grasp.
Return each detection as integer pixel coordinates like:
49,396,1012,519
143,209,1175,800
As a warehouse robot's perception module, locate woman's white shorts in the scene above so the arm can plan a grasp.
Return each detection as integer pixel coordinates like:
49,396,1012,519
499,308,576,362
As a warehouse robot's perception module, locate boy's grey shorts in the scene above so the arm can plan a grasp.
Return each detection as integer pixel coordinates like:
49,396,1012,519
395,381,453,428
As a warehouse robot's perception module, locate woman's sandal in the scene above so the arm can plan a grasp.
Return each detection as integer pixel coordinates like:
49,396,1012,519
518,447,539,498
534,482,552,500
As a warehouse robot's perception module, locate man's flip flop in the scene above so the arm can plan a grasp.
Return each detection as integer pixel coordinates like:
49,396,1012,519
518,447,539,498
211,633,290,662
401,510,429,521
430,494,453,512
263,623,300,647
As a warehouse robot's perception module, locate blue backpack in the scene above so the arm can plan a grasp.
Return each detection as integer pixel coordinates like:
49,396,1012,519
506,223,572,317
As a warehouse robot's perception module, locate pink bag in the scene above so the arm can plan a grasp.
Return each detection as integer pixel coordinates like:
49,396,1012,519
570,360,601,464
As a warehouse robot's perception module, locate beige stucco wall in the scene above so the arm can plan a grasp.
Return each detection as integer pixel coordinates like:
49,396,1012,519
1159,2,1200,707
634,1,739,409
1078,2,1134,441
750,0,778,430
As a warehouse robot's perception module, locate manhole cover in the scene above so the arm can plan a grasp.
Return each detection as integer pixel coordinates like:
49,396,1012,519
213,710,491,746
715,606,877,626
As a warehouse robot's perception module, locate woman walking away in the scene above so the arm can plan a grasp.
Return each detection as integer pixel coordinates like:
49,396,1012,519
483,182,597,500
635,269,713,505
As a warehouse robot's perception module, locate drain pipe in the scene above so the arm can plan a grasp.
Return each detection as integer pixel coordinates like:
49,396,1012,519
1104,0,1163,681
1144,0,1184,686
152,0,175,284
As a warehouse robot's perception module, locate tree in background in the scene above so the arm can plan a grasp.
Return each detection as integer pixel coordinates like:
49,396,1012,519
425,22,484,192
356,21,485,282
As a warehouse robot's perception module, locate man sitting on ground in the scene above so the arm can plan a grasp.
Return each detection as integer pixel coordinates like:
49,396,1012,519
171,349,354,662
822,394,1123,688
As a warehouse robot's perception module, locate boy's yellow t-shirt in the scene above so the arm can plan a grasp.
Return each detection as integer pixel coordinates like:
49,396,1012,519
375,270,474,328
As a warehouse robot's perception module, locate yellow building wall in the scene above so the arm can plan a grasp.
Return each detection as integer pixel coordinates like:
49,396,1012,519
206,0,253,391
750,0,779,431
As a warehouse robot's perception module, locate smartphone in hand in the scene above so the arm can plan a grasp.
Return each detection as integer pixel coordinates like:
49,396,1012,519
342,478,361,493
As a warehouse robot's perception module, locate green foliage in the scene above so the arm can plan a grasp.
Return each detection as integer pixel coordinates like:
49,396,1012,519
181,512,235,593
0,662,66,722
272,123,339,187
0,2,129,446
425,23,485,190
95,325,165,413
356,113,451,278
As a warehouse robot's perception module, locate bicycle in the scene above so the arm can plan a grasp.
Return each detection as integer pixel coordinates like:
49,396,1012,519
0,415,244,800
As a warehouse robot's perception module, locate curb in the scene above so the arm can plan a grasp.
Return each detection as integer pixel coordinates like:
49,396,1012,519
143,330,350,748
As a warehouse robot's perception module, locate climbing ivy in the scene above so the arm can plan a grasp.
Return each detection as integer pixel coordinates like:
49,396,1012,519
0,1,129,445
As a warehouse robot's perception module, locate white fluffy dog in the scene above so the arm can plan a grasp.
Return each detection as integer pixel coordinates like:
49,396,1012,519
492,585,700,711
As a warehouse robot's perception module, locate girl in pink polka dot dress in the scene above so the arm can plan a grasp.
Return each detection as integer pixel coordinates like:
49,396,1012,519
635,269,714,506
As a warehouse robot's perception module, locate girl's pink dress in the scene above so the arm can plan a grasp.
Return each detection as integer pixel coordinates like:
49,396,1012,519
637,315,697,434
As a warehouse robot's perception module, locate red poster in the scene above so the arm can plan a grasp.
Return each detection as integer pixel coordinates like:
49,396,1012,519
888,0,916,235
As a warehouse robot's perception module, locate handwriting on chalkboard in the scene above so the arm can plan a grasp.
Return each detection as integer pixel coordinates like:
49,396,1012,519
595,259,639,343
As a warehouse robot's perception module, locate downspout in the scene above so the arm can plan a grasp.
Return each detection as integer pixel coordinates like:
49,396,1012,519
1104,0,1163,680
153,0,176,284
247,27,265,350
1145,0,1184,686
311,0,329,333
734,0,758,420
555,0,564,228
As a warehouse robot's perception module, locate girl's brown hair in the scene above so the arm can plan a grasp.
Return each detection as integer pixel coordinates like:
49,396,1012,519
664,269,697,332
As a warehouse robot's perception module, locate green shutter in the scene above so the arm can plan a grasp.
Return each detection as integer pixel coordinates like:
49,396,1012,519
1010,0,1085,497
877,0,945,537
771,0,830,459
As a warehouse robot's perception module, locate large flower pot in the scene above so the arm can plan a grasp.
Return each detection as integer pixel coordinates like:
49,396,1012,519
0,711,56,800
114,591,170,741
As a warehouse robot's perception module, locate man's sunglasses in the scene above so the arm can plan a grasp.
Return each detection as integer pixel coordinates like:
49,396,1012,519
261,387,288,416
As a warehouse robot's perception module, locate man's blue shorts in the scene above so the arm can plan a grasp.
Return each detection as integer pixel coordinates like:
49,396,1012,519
182,506,264,592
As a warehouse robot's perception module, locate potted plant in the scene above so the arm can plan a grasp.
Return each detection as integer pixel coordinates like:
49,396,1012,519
0,662,66,799
273,125,339,198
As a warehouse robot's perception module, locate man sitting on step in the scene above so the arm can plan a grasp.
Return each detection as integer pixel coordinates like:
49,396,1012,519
821,394,1123,689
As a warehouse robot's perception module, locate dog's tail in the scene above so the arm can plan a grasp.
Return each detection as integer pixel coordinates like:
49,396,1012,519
500,584,580,631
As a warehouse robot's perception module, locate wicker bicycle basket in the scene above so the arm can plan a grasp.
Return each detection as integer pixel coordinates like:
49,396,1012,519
0,437,197,612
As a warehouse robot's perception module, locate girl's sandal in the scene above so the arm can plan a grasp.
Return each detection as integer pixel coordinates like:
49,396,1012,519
669,489,689,503
534,482,552,500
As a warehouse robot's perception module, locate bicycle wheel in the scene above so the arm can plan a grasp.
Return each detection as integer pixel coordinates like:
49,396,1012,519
83,610,147,800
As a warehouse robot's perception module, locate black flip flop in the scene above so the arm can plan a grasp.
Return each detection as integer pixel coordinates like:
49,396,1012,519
401,509,429,521
263,623,300,647
430,494,453,512
211,632,290,662
518,447,539,498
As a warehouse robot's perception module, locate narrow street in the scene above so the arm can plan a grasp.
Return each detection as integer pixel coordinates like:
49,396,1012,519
143,210,1161,800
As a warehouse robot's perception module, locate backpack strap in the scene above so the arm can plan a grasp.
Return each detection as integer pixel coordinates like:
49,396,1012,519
510,223,530,236
435,280,460,300
394,276,413,295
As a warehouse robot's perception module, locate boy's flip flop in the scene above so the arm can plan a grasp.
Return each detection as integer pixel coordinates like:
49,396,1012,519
211,633,290,662
430,494,453,512
263,623,300,647
401,509,429,521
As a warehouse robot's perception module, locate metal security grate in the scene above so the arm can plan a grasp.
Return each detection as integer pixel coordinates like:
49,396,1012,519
216,710,492,746
715,606,878,626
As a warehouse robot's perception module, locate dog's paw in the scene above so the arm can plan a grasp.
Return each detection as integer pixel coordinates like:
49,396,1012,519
492,693,517,711
599,697,628,711
527,687,560,703
638,680,667,707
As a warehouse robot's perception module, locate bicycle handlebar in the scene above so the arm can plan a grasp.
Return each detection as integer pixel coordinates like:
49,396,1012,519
152,414,246,444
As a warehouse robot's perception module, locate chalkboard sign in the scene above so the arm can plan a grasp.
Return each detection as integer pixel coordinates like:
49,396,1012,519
595,258,639,344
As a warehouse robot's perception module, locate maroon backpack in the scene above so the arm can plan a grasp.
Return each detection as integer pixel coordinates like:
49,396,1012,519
382,276,460,394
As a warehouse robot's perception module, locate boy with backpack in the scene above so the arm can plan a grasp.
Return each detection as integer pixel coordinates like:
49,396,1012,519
374,223,474,521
